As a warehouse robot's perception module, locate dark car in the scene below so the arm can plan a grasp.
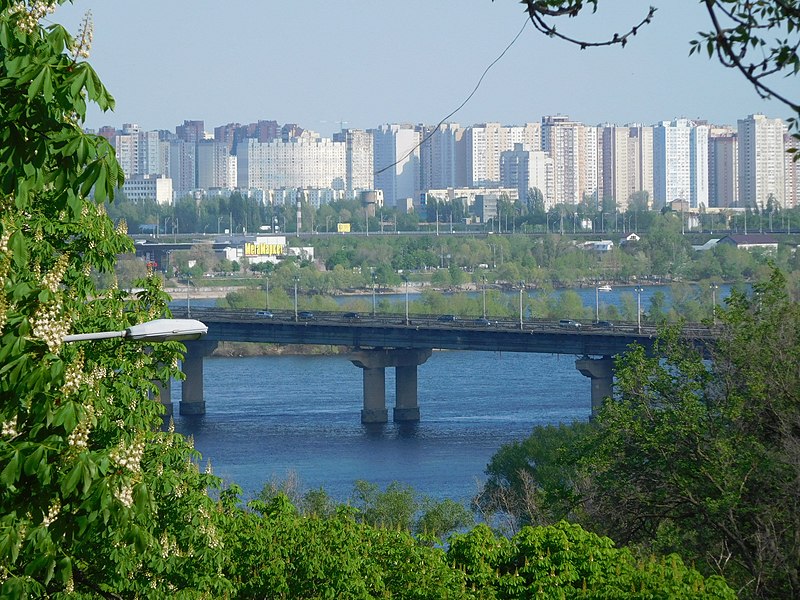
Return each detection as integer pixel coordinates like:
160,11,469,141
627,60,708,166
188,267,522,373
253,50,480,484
342,311,361,321
473,317,492,326
437,314,458,322
593,320,614,329
255,310,273,318
297,311,316,320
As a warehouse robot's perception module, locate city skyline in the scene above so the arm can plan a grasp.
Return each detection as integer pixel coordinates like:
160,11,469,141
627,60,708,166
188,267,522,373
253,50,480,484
53,1,792,138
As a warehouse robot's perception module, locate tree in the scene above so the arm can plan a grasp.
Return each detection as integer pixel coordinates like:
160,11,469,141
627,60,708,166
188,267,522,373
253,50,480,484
0,4,231,595
517,1,799,137
580,268,800,598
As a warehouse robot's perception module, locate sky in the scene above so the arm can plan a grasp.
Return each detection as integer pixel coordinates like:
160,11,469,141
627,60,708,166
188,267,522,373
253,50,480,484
52,0,793,138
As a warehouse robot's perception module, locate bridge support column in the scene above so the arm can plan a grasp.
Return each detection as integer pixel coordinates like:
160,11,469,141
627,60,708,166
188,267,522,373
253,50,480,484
180,341,217,416
152,378,173,419
350,348,432,423
361,367,388,423
575,355,614,417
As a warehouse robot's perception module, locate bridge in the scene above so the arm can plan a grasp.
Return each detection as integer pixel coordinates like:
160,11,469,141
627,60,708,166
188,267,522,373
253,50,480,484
164,307,718,423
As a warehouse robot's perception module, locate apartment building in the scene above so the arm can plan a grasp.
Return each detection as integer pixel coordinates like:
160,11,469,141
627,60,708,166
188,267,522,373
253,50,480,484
708,125,738,208
738,113,786,209
371,123,421,209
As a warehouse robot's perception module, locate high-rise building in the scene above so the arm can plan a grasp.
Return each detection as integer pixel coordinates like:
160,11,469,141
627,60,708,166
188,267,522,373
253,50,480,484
708,125,738,208
175,120,205,143
462,123,540,188
169,140,197,197
235,131,346,192
738,113,786,209
500,143,554,210
333,129,374,197
628,125,654,208
653,118,708,209
541,115,599,208
371,124,421,208
419,123,461,192
197,140,236,191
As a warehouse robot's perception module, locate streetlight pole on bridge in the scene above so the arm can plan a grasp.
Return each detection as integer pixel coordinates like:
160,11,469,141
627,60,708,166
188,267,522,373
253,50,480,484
634,286,645,333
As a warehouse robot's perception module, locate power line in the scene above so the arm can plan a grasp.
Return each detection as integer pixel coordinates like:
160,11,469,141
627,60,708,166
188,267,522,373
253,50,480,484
374,17,529,176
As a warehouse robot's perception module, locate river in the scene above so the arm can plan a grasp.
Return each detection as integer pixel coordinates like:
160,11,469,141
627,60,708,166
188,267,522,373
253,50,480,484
170,283,735,505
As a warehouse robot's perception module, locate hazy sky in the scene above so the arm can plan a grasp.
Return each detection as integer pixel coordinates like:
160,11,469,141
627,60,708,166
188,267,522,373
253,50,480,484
53,1,791,137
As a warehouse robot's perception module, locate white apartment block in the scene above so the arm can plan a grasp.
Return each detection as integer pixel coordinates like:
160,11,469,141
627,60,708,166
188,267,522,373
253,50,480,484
500,144,554,210
602,124,656,211
122,174,172,205
333,129,374,197
419,123,461,192
653,119,708,209
371,124,421,208
708,126,738,208
235,132,346,192
738,114,786,209
628,125,654,207
169,140,197,197
690,123,709,208
541,116,598,208
601,125,630,211
462,122,541,188
196,140,235,191
425,187,519,216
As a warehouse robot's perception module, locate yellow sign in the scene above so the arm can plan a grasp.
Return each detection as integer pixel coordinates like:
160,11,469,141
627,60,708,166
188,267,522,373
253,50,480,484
244,242,285,257
337,223,351,233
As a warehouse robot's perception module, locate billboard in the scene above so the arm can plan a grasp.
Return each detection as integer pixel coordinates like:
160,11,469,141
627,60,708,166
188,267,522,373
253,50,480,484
244,242,285,257
337,223,351,233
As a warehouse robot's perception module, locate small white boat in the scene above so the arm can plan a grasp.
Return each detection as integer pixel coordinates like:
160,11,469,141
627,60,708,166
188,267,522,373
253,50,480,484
597,284,612,292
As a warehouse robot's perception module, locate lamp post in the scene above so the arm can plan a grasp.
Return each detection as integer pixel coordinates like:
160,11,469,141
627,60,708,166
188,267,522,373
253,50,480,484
371,271,377,316
63,319,208,343
293,275,300,322
264,275,270,310
481,276,487,318
595,283,612,322
710,282,719,325
634,286,645,333
403,274,410,325
519,281,525,330
185,277,193,318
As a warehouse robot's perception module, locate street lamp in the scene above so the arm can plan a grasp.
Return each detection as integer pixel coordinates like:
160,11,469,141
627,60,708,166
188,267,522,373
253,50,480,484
519,281,525,330
293,275,300,322
371,271,377,316
634,286,645,333
595,284,611,323
403,274,410,325
709,282,719,325
63,319,208,343
264,275,270,310
481,276,487,318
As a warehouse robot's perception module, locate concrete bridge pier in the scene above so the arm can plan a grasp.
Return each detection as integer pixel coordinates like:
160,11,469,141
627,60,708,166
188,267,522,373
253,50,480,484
179,340,218,416
350,348,433,424
151,379,173,419
575,355,615,417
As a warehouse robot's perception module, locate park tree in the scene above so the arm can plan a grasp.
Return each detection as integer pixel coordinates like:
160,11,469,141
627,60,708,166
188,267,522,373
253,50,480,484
0,2,231,595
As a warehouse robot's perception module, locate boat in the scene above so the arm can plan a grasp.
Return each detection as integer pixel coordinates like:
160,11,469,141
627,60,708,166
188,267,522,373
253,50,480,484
597,284,612,292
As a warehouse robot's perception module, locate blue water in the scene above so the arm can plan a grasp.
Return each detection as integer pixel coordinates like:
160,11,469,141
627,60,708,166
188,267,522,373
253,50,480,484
171,351,589,504
169,282,737,504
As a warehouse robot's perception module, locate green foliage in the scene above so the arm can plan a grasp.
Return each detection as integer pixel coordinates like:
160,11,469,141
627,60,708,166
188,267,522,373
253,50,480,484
447,521,735,599
0,3,231,595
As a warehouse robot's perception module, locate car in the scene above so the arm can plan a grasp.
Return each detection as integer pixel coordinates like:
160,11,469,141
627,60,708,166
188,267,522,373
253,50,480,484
593,320,614,329
473,317,492,326
558,319,582,329
255,310,273,318
297,311,316,320
342,311,361,321
437,314,458,322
